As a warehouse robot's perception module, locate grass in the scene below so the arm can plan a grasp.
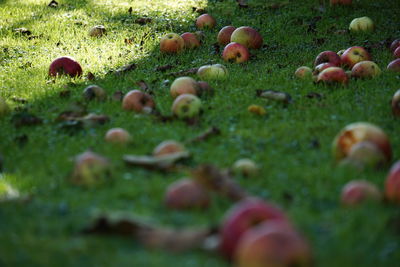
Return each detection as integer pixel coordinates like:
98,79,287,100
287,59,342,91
1,0,400,266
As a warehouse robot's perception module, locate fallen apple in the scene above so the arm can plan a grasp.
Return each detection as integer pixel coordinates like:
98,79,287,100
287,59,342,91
217,26,236,46
313,62,336,75
294,66,312,79
391,89,400,117
349,16,374,32
390,39,400,53
171,94,202,119
164,178,210,210
170,76,200,98
317,67,348,85
341,46,371,68
83,85,107,101
197,64,228,80
385,160,400,204
88,25,106,37
153,140,186,157
394,47,400,58
232,159,259,177
387,59,400,72
339,141,387,169
160,33,184,54
71,151,111,186
351,61,381,79
230,26,263,49
195,14,216,29
314,51,342,67
122,90,155,113
49,56,83,77
222,42,250,63
180,32,201,49
105,128,132,144
341,180,382,206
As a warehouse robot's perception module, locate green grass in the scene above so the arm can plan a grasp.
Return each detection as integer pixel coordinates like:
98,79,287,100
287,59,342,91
1,0,400,266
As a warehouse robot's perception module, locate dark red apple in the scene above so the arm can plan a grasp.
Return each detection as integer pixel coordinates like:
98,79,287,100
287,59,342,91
230,26,263,49
164,178,210,210
314,51,342,67
49,56,83,77
390,39,400,52
222,42,250,63
387,59,400,72
195,14,216,29
217,26,236,46
341,180,382,206
385,161,400,203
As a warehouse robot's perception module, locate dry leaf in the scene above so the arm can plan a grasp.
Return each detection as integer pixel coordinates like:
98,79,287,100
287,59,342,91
123,151,190,170
186,127,220,144
155,65,174,72
115,63,137,75
256,90,292,105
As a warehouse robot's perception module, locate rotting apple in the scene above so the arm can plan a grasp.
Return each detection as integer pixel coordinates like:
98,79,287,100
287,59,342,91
385,160,400,204
160,33,184,54
217,26,236,46
294,66,312,79
153,140,186,157
105,128,132,144
180,32,201,49
317,67,348,85
71,151,111,186
171,94,202,119
122,90,155,113
197,64,228,80
351,61,381,79
165,178,210,210
232,159,259,177
234,221,311,267
332,122,392,163
88,25,106,37
387,59,400,72
314,51,342,67
83,85,107,101
341,180,382,206
341,46,371,68
230,26,263,49
195,14,216,29
219,197,288,259
0,97,10,117
349,16,374,32
222,42,250,63
49,56,83,77
391,89,400,117
170,76,200,98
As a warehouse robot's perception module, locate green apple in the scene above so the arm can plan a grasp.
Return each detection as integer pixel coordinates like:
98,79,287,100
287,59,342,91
349,16,374,32
197,64,228,80
171,94,201,119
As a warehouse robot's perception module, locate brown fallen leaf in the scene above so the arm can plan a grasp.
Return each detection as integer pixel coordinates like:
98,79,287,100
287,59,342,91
56,102,87,121
186,127,220,144
191,165,249,201
134,17,152,25
123,151,190,170
86,72,95,80
11,112,43,128
115,63,137,75
155,64,174,72
168,68,199,77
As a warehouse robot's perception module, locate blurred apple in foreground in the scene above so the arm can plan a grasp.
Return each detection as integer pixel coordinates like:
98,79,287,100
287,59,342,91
49,56,83,77
385,161,400,204
217,26,236,46
219,198,288,259
171,94,202,119
160,33,184,54
230,26,263,49
341,180,381,206
314,51,342,67
105,128,132,144
170,76,199,98
349,16,374,32
180,32,200,49
341,46,371,68
71,151,111,186
165,178,209,210
351,61,381,79
222,42,250,63
339,141,387,169
317,67,348,85
387,59,400,72
153,140,186,157
196,14,216,29
122,90,155,113
197,64,228,80
332,122,392,163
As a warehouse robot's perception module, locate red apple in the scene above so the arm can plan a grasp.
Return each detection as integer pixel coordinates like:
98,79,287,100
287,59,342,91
180,32,200,49
219,197,288,259
330,0,352,5
105,128,132,144
160,33,184,54
49,56,83,77
294,66,312,79
390,39,400,52
195,14,216,29
153,140,186,157
341,180,382,206
71,151,110,186
314,51,342,67
387,59,400,72
351,61,381,79
222,42,250,63
394,47,400,58
332,122,392,163
234,221,311,267
385,161,400,203
171,94,202,119
391,89,400,117
313,62,336,75
230,26,263,49
170,76,199,98
217,26,236,46
317,67,348,85
341,46,371,68
165,178,209,209
122,90,155,113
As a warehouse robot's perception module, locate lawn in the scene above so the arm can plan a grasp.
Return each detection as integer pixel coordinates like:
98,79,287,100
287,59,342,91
1,0,400,266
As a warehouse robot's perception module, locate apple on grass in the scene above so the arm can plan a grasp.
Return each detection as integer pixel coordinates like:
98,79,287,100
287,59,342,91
71,151,111,186
160,33,184,54
349,16,374,32
313,63,336,75
385,161,400,203
340,46,371,68
171,94,202,119
88,25,106,37
314,51,342,67
351,61,381,79
197,64,228,80
195,14,216,29
390,39,400,53
339,141,387,170
105,128,132,144
164,178,209,210
332,122,392,163
222,42,250,63
219,197,288,259
317,67,348,85
294,66,312,79
217,26,236,46
83,85,107,101
394,47,400,58
170,76,199,98
230,26,263,49
391,89,400,117
49,56,83,77
122,90,155,113
153,140,186,157
387,59,400,72
180,32,200,49
341,180,382,206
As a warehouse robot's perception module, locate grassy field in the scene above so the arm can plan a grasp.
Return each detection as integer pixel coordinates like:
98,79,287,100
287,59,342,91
1,0,400,266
